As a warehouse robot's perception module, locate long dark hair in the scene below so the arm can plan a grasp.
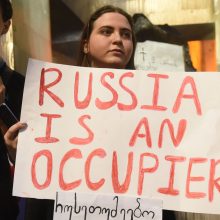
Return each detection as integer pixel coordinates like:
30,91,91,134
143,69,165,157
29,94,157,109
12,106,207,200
0,0,12,22
77,5,136,69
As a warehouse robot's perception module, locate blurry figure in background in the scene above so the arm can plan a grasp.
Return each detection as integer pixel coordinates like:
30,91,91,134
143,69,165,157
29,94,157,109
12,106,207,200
0,0,25,219
133,13,196,72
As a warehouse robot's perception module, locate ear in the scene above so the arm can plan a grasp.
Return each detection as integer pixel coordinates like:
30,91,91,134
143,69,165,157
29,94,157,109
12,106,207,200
1,20,11,35
83,41,89,54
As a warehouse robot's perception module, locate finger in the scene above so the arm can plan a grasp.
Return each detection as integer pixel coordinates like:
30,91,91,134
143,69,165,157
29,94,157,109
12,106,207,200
13,136,18,148
8,136,18,150
5,122,27,140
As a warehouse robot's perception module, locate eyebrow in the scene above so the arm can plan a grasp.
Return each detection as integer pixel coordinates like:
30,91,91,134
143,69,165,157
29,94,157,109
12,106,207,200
98,25,132,32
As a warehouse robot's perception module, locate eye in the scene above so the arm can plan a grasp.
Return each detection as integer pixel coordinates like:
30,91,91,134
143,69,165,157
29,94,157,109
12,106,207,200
100,27,112,36
121,30,132,39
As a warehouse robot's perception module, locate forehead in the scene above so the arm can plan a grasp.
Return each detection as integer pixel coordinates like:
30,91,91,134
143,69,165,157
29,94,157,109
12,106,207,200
93,12,131,30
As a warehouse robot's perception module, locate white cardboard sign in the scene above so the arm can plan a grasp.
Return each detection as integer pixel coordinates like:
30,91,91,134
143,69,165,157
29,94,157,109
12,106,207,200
134,40,184,71
53,192,162,220
13,59,220,214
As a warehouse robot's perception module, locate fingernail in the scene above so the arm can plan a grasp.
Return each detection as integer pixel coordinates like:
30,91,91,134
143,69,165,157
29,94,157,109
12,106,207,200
21,122,28,127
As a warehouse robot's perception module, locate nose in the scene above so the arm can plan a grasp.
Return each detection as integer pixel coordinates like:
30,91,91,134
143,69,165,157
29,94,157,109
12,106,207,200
112,31,122,44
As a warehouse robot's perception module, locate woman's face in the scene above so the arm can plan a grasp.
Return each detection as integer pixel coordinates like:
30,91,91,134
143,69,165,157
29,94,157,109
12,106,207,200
85,12,133,69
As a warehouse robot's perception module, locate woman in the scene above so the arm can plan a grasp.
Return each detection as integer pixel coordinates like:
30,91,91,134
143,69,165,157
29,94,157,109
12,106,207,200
5,5,175,220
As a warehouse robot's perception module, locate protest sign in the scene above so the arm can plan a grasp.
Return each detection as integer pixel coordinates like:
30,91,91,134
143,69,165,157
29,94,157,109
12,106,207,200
134,40,184,71
13,59,220,214
53,192,162,220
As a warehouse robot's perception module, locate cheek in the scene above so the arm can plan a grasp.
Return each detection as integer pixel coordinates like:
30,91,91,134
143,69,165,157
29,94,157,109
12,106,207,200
89,40,109,57
89,36,105,51
89,43,103,57
125,41,133,58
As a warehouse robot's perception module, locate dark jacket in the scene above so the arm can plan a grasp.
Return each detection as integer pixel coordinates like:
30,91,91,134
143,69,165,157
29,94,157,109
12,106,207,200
0,62,24,220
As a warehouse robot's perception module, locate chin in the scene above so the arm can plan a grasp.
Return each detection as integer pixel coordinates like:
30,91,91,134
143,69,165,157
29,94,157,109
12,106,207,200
93,59,127,69
106,63,125,69
106,60,126,69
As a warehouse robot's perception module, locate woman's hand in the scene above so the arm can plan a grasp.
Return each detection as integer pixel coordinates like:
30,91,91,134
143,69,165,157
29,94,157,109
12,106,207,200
4,122,27,162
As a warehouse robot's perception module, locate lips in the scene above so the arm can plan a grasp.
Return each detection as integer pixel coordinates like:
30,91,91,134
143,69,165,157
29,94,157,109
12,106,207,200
109,49,124,55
